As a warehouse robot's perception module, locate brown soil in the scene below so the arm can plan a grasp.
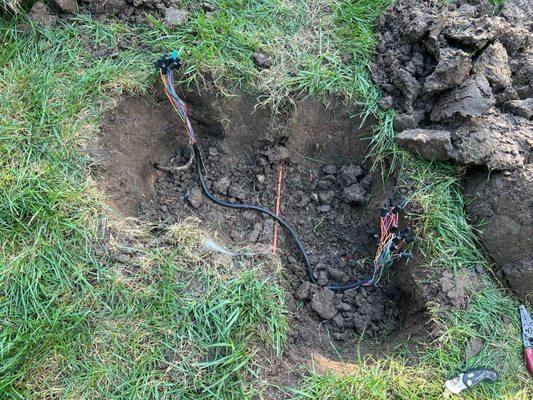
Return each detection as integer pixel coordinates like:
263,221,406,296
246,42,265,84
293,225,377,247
93,85,439,392
371,0,533,302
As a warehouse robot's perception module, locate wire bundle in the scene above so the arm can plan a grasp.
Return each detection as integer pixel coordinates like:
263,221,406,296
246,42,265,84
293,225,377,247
157,52,414,292
365,201,414,286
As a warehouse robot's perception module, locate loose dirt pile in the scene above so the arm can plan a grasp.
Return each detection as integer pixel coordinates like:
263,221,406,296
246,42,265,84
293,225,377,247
372,0,533,302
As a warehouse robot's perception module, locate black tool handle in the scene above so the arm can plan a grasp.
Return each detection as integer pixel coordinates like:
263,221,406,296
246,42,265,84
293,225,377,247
462,369,499,389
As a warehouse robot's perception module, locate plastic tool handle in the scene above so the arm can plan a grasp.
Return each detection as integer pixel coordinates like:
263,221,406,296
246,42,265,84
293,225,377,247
526,348,533,377
461,369,499,390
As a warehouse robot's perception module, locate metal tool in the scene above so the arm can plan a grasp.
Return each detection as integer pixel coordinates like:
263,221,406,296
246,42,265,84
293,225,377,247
444,368,499,395
520,305,533,377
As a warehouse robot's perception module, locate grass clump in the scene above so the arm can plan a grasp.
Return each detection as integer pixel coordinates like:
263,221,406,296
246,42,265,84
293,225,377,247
0,20,287,399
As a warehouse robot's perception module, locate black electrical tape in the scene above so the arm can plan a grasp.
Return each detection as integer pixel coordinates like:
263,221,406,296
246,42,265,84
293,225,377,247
193,144,372,292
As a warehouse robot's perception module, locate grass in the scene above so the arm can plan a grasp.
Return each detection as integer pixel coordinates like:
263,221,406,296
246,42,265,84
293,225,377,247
0,0,530,398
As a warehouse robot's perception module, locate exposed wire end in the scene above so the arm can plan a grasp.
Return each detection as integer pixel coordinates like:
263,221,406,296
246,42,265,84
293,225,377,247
155,50,181,73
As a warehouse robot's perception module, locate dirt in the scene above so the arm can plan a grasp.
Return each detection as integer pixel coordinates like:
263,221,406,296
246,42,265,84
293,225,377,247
372,0,533,302
94,84,451,394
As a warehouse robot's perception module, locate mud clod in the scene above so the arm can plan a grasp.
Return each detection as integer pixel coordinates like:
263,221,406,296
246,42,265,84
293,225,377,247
311,289,338,320
430,74,495,121
395,129,453,161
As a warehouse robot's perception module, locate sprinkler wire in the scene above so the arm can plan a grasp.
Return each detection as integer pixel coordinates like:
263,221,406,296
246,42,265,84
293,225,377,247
159,60,413,292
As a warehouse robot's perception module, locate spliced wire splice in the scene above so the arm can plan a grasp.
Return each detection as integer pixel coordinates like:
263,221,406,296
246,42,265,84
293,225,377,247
157,52,414,292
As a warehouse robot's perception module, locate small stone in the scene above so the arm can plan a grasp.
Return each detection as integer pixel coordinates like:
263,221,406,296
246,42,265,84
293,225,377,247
248,222,262,242
252,52,272,69
378,96,394,110
297,195,310,207
338,302,352,312
256,174,265,184
322,164,337,175
318,191,335,204
341,184,367,205
311,289,337,320
187,188,203,208
164,7,189,28
49,0,78,13
213,176,230,195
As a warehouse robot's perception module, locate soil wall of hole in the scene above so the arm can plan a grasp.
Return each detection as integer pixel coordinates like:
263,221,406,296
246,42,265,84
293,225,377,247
92,85,434,386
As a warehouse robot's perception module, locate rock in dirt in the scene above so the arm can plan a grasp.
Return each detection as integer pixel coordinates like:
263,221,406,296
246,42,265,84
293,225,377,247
28,1,57,26
430,74,495,122
164,7,188,28
252,52,272,69
396,128,454,161
49,0,78,13
465,165,533,302
311,289,337,320
504,98,533,119
342,184,367,205
187,188,203,209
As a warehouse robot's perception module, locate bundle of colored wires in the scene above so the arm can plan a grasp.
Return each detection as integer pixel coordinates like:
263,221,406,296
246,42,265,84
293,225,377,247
157,52,414,292
366,202,414,286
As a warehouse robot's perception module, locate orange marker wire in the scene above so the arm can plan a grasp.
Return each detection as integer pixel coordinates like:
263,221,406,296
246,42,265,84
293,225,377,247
272,162,284,253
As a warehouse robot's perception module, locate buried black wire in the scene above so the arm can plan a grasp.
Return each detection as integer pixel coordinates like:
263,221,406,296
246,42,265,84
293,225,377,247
193,144,374,292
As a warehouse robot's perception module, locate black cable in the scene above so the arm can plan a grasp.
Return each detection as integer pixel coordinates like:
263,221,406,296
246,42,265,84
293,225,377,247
193,144,373,292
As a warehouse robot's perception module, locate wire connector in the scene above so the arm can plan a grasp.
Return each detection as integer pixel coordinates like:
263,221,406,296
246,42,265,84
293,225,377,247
155,50,181,73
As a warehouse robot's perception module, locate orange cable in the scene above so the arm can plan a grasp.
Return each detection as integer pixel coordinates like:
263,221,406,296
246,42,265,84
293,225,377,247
272,161,284,253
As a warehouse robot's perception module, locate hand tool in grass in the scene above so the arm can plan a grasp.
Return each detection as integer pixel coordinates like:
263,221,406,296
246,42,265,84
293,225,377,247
444,368,499,395
520,305,533,377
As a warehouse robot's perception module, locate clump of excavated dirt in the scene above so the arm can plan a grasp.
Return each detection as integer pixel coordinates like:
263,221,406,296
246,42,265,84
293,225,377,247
372,0,533,302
